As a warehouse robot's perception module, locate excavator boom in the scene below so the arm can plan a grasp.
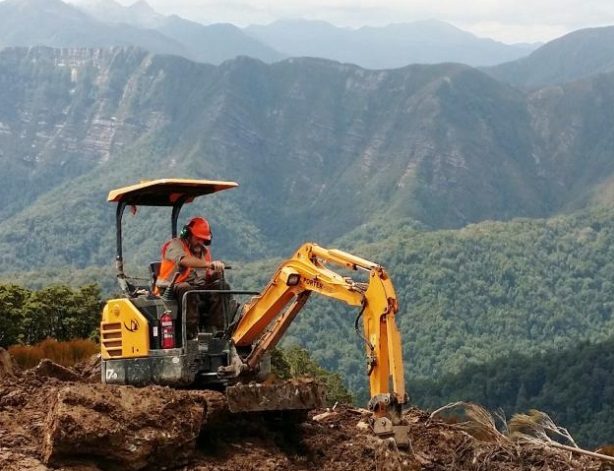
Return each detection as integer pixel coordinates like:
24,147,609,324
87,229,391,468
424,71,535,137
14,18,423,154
226,243,406,432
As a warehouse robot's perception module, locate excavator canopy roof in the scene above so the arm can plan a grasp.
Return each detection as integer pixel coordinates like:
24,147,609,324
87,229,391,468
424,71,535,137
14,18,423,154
107,178,238,207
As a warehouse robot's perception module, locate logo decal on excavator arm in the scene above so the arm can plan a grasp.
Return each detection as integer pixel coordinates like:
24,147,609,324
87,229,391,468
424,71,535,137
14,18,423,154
304,278,324,290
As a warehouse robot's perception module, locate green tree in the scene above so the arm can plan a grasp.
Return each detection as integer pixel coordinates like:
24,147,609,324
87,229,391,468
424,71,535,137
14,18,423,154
275,345,354,405
21,284,101,344
0,284,31,348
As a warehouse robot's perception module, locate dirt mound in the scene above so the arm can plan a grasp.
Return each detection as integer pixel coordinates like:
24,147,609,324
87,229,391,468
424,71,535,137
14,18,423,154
72,354,101,382
0,348,20,379
32,359,83,382
43,383,206,470
0,351,609,471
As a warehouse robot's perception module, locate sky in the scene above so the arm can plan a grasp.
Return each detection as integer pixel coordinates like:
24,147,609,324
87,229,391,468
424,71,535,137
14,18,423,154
108,0,614,44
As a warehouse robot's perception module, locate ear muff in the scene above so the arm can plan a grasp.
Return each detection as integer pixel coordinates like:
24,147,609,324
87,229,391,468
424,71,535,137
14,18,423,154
179,225,189,239
180,218,197,239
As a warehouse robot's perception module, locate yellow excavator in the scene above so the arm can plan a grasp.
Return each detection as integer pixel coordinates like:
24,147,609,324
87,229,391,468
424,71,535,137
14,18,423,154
100,178,408,441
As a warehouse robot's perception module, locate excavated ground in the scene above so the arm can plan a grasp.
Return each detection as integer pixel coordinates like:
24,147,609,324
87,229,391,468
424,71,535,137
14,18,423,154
0,348,610,471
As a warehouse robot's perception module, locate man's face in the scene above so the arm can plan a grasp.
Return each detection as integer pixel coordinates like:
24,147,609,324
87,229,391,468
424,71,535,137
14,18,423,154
188,234,207,253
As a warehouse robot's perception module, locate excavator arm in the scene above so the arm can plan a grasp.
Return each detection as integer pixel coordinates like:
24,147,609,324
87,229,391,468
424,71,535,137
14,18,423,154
228,243,407,432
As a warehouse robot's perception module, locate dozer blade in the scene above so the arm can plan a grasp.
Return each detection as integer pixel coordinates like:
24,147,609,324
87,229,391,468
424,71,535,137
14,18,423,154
225,378,326,413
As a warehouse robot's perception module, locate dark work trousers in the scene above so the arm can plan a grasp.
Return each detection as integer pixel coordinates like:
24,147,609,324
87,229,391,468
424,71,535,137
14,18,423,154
173,272,232,337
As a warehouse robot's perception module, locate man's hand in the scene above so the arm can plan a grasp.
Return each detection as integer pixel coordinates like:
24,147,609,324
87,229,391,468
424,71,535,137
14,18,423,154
210,260,225,272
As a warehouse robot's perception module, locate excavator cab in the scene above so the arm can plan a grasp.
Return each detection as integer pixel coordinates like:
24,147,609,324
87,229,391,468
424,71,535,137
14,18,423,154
100,179,325,416
101,179,246,385
105,178,237,295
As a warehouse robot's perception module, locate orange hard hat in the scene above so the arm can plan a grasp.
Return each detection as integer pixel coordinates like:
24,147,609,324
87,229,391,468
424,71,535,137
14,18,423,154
187,217,211,240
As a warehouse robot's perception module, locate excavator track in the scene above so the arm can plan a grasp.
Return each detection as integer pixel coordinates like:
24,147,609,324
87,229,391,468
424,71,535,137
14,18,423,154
189,380,324,433
189,378,325,419
225,377,326,413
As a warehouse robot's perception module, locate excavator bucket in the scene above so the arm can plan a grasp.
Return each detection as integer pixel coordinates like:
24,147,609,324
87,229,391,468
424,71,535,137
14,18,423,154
225,378,326,413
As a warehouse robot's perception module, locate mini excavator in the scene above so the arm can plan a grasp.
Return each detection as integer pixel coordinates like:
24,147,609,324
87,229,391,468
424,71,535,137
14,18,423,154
100,179,408,441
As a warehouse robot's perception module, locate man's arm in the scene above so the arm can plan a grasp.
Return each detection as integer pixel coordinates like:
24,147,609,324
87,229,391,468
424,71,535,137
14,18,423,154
179,255,224,272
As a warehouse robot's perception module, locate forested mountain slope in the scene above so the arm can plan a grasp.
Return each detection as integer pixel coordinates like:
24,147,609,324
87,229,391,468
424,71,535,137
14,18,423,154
8,199,614,449
412,336,614,448
2,47,614,278
278,207,614,420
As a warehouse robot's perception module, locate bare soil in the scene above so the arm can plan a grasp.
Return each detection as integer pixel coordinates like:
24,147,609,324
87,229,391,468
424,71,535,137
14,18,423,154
0,348,608,471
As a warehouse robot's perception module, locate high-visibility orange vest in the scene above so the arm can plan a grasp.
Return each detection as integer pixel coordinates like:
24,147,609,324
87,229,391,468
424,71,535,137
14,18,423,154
157,238,212,290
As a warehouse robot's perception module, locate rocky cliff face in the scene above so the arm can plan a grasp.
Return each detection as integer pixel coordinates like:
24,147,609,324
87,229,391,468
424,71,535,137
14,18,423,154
0,47,149,216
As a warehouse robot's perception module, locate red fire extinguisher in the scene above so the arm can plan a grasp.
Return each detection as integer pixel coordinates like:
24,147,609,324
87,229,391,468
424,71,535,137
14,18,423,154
160,310,175,349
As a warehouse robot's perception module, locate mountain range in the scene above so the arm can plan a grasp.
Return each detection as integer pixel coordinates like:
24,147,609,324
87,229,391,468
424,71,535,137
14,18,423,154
1,28,614,275
0,0,539,68
484,25,614,88
243,18,537,68
0,0,283,64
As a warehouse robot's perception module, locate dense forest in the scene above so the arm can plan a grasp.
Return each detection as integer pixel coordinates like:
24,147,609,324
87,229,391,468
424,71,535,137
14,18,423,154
273,206,614,387
277,206,614,446
411,337,614,448
0,284,101,348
